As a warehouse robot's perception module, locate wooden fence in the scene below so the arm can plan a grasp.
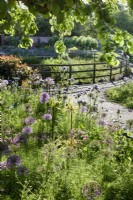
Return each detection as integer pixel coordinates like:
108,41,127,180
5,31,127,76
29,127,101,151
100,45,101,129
30,58,129,85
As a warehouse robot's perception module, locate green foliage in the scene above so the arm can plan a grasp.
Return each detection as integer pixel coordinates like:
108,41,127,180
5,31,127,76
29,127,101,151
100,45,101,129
104,174,133,200
4,36,20,47
0,0,133,65
0,55,33,80
71,17,97,37
106,82,133,109
54,39,66,54
0,2,38,48
115,10,133,35
48,35,59,46
35,14,52,36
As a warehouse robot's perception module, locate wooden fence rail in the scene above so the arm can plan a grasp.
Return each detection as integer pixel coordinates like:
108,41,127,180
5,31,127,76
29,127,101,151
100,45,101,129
30,58,129,84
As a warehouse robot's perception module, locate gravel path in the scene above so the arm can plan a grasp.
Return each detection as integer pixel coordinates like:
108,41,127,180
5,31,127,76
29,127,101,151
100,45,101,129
97,88,133,130
65,78,133,131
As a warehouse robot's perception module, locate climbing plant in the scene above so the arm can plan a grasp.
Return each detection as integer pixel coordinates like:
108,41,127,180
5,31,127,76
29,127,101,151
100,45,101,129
0,0,133,65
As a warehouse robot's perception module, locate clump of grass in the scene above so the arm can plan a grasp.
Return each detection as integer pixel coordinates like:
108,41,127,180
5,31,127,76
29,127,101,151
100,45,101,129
106,82,133,109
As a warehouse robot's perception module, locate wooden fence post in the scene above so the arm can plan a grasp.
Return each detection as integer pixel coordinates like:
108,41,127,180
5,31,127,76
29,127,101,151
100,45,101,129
125,58,129,76
120,61,122,74
69,65,72,85
110,66,112,81
93,64,96,84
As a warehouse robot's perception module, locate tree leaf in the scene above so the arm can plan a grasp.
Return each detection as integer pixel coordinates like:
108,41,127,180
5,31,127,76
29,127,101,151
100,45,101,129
0,0,8,19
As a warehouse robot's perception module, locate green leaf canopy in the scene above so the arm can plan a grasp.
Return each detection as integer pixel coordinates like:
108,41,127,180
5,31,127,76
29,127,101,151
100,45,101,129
0,0,133,64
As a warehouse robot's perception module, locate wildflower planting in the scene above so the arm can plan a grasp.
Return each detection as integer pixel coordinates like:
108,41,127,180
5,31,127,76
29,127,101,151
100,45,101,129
1,77,133,200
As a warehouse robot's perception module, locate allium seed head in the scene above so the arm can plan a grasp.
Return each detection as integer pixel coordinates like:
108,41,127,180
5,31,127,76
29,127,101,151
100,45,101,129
40,92,50,103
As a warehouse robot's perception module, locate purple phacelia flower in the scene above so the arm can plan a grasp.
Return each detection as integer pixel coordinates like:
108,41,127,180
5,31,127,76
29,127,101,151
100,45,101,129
7,155,21,168
22,126,32,134
12,135,20,144
40,92,50,103
43,113,52,120
12,134,27,144
25,116,35,125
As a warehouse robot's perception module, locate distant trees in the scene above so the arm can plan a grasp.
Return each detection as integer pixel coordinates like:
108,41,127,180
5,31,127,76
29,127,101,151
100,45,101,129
48,35,98,50
115,10,133,35
35,15,97,38
35,14,52,36
35,10,133,38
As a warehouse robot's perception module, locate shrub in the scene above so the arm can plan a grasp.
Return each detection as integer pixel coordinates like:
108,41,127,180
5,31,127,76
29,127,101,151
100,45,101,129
4,36,20,47
0,55,33,81
104,174,133,200
48,36,98,50
48,35,59,46
23,56,42,64
64,36,98,50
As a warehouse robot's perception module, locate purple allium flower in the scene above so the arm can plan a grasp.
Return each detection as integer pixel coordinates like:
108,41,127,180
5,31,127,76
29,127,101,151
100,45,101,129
80,106,88,113
82,181,101,200
25,116,35,125
22,126,32,134
17,166,29,175
40,92,50,103
0,161,7,170
43,113,52,120
7,155,21,168
44,77,55,85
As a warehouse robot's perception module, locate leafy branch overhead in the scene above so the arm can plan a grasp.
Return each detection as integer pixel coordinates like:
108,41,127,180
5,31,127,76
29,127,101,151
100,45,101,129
0,0,133,65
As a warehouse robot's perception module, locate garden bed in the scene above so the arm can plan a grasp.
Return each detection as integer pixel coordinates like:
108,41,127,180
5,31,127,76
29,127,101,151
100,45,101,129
1,78,133,200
